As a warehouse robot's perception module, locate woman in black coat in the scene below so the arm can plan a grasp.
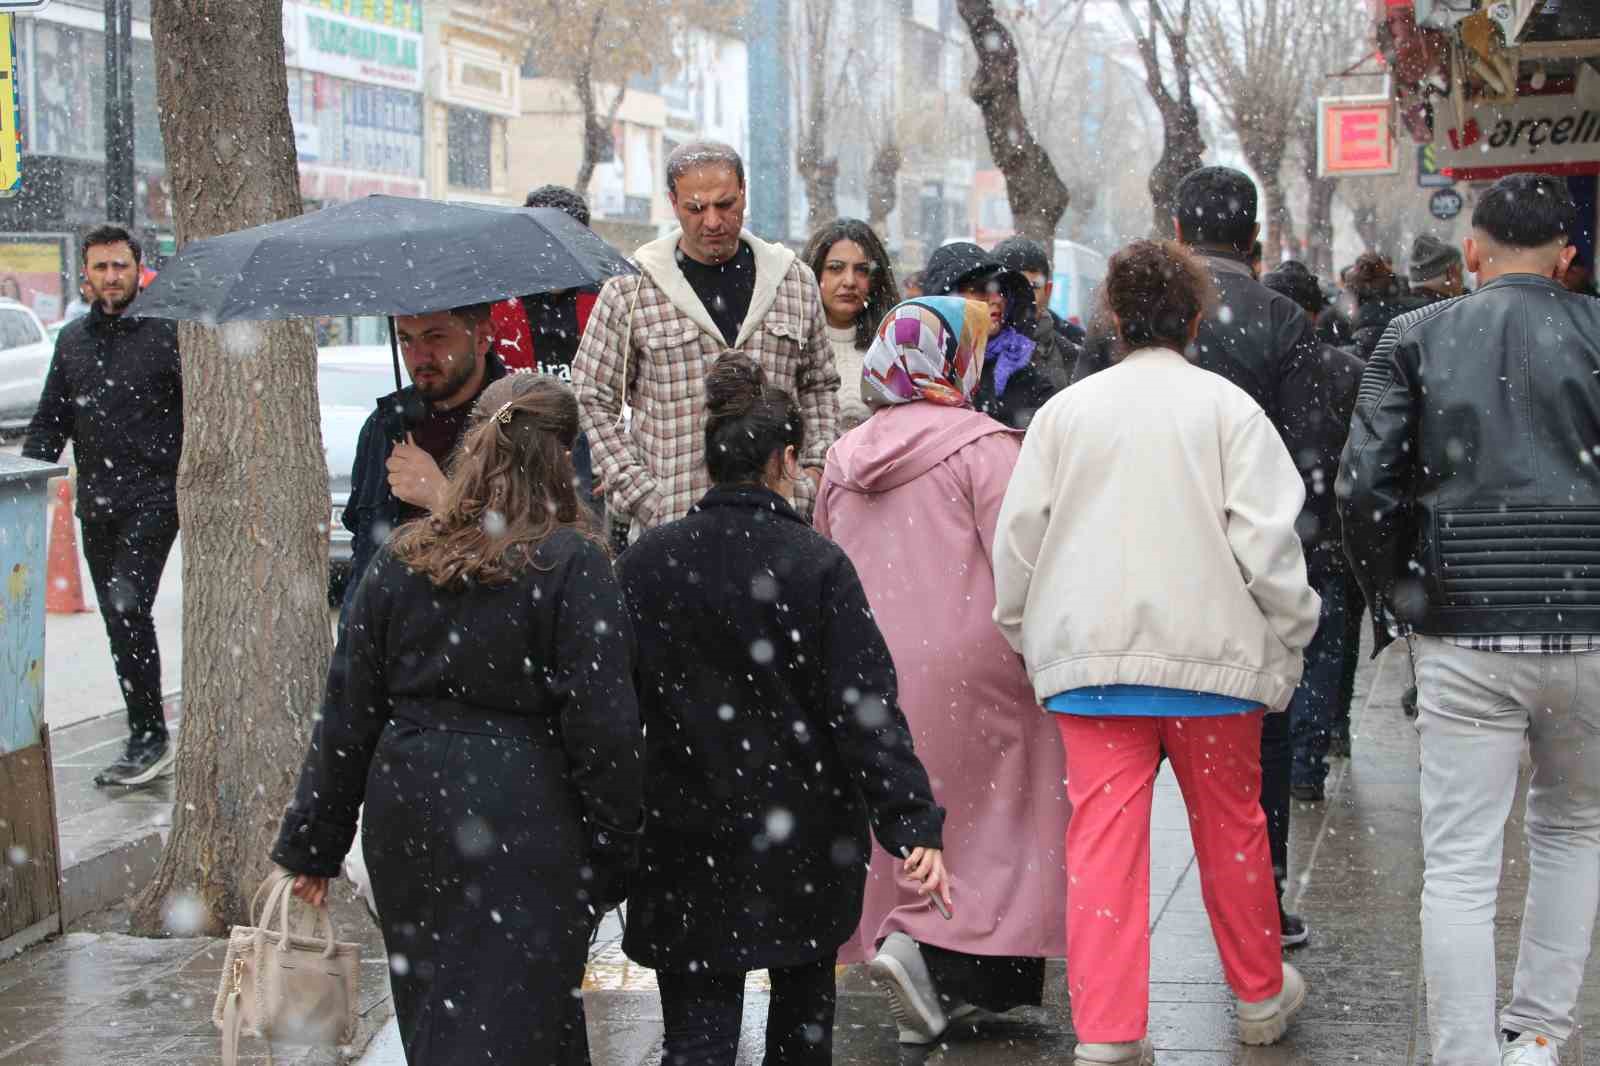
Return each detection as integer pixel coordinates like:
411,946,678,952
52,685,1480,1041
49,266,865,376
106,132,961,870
272,375,642,1066
617,354,949,1066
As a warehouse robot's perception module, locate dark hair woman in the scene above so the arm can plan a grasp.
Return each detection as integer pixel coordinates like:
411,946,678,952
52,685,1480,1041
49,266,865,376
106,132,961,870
1345,252,1419,359
992,240,1320,1065
802,218,901,431
618,353,948,1066
271,374,642,1066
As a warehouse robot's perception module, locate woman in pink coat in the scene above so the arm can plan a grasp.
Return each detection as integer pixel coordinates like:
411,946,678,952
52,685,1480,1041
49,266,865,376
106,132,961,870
815,296,1069,1046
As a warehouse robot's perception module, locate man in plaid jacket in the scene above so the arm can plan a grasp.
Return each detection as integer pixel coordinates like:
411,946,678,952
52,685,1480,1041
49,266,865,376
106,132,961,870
574,142,840,534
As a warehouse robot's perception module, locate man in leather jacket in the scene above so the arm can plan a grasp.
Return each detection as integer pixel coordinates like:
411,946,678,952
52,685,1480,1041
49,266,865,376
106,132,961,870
1339,173,1600,1066
1075,166,1340,950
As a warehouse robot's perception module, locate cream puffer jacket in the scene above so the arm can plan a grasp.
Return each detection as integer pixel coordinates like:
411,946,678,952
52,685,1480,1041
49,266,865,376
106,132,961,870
992,346,1321,712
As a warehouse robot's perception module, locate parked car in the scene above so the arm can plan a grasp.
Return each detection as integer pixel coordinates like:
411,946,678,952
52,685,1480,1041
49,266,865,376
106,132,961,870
319,345,396,605
0,301,56,435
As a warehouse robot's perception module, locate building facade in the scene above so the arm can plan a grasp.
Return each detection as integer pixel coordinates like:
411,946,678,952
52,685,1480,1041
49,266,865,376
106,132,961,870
422,0,524,204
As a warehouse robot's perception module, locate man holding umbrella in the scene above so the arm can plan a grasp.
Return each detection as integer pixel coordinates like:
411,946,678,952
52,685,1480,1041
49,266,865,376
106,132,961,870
343,303,508,605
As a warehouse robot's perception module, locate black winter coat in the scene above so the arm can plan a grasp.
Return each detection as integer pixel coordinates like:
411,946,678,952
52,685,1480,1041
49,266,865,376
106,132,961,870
616,485,944,972
22,304,181,521
272,529,643,884
1075,252,1343,571
343,354,508,598
1339,274,1600,646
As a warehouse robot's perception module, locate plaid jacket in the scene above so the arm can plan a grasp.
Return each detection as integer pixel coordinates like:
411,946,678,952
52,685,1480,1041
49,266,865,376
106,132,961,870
574,231,841,530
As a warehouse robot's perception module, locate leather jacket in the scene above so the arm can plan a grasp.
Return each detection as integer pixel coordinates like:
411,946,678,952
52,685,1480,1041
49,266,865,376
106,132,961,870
1338,273,1600,646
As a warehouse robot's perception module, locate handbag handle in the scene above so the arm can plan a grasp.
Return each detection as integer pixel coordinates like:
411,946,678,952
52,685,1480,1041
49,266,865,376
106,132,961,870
253,871,339,959
273,872,339,959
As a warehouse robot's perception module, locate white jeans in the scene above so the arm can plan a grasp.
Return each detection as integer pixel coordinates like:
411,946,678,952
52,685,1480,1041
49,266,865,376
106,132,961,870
1412,636,1600,1065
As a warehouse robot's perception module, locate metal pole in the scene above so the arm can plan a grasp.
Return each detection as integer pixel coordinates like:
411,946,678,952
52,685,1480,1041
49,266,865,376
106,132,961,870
102,0,134,226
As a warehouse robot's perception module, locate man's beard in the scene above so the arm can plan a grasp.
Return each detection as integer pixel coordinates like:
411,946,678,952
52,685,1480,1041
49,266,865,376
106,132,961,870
412,352,479,403
95,284,137,314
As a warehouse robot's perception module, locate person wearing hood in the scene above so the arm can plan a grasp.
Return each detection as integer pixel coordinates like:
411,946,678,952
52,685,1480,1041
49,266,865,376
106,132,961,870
573,141,840,536
992,234,1088,361
921,242,1062,430
816,296,1070,1046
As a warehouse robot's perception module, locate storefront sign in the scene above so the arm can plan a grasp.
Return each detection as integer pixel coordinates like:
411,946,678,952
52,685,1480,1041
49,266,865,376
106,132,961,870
1438,65,1600,180
1430,187,1464,221
1318,95,1400,177
437,42,518,118
283,1,422,93
0,15,18,198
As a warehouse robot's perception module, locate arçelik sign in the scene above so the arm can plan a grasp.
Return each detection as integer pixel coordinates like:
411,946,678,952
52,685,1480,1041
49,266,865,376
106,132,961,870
1437,65,1600,180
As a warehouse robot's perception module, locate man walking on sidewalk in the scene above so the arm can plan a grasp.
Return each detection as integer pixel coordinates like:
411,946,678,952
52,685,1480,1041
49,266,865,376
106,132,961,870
1341,173,1600,1066
23,225,181,787
573,141,839,533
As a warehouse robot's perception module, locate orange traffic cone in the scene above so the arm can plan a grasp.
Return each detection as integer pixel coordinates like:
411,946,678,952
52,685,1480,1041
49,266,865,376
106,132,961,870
45,478,89,614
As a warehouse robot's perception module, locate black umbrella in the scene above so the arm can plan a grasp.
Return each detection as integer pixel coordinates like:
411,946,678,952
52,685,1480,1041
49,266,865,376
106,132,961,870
131,195,638,387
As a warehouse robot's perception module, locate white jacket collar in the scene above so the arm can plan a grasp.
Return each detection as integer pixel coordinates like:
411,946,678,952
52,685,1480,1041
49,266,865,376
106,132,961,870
633,230,797,347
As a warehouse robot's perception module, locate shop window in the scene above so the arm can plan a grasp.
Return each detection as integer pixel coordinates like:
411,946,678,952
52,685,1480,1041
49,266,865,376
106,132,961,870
447,106,492,190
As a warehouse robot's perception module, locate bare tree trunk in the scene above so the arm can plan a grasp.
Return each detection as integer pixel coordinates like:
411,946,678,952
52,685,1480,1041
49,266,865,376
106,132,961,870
867,138,901,236
133,0,331,935
1259,163,1289,264
1123,0,1205,237
572,12,623,197
793,0,838,232
955,0,1070,243
1300,115,1336,276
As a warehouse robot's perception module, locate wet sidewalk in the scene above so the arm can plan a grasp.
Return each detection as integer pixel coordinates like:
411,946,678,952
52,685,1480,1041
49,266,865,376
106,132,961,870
3,640,1597,1064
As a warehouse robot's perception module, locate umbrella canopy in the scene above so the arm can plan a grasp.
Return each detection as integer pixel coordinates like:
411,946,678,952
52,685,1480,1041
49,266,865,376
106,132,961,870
130,195,637,324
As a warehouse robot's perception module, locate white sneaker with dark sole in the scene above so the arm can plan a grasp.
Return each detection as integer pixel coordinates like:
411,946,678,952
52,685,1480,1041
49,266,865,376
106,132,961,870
1502,1033,1560,1065
868,931,948,1045
1238,962,1307,1045
1074,1037,1155,1065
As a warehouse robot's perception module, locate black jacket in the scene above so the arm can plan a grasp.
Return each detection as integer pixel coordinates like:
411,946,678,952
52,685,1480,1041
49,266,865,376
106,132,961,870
22,304,182,521
1340,274,1600,646
616,485,944,971
1075,252,1342,570
1349,293,1441,360
273,530,643,883
343,353,508,598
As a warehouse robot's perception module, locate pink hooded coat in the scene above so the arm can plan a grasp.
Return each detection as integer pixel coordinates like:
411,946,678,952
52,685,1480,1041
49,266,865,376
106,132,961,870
815,401,1069,963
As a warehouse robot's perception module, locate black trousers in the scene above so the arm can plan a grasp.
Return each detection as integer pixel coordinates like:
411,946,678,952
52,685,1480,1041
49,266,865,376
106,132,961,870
658,956,836,1066
81,509,178,743
1260,706,1291,901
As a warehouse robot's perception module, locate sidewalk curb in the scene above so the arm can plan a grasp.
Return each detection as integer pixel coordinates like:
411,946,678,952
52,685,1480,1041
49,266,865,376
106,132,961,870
60,827,168,928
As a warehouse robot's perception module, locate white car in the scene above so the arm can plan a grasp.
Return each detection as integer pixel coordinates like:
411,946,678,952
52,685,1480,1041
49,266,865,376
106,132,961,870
318,345,399,603
0,301,56,434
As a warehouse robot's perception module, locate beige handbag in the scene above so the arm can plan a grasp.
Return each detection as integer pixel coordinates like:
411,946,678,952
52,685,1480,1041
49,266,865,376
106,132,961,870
212,871,361,1066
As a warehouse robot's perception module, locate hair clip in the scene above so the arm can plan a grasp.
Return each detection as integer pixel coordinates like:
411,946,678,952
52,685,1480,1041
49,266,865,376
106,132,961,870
493,400,515,425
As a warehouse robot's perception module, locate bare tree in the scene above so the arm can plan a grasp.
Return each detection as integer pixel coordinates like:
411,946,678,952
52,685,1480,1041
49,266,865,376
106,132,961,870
1193,0,1323,260
790,0,855,230
1297,111,1338,275
133,0,330,934
955,0,1072,243
501,0,742,195
1117,0,1206,237
866,122,902,236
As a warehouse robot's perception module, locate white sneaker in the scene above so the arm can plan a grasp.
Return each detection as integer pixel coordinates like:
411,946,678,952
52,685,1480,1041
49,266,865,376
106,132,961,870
1237,962,1307,1045
868,932,947,1045
1074,1036,1155,1065
1502,1033,1560,1065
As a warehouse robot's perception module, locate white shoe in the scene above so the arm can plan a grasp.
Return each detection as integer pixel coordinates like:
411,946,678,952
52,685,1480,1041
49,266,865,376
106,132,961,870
868,932,947,1045
1237,962,1307,1045
1502,1033,1560,1065
1074,1037,1155,1065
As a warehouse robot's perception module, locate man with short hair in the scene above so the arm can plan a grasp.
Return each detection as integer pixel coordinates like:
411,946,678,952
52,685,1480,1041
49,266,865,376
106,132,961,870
342,303,507,602
573,141,839,534
1341,173,1600,1066
1075,165,1339,947
1408,233,1466,302
24,224,182,786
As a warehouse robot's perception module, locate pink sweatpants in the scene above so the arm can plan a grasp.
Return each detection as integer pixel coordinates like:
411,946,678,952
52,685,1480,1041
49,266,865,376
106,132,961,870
1055,711,1283,1043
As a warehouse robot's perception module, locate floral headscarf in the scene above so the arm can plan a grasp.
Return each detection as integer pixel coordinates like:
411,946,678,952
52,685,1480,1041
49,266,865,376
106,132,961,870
861,296,993,409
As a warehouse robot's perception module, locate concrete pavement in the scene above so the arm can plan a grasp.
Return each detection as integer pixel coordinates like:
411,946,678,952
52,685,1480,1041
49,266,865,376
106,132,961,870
4,637,1598,1064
